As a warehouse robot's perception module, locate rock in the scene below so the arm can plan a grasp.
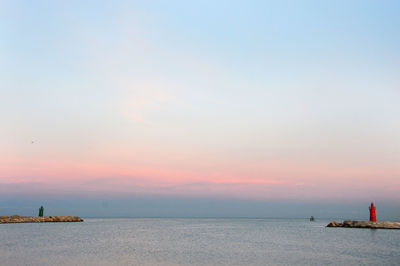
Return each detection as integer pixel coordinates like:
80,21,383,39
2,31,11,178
327,220,338,227
0,215,84,224
326,220,400,230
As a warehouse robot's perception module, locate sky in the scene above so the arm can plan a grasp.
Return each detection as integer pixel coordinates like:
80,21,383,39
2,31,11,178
1,0,399,218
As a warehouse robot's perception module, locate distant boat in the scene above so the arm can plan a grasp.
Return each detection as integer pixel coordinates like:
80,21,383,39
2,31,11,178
310,216,315,221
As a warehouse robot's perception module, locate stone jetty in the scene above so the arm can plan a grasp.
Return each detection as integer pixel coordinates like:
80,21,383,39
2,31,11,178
0,215,83,224
327,220,400,230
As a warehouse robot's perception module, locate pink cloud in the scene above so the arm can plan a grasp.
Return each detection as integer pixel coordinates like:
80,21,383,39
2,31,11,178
1,156,399,201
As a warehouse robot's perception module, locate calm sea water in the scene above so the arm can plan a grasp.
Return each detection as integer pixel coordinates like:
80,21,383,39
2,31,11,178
1,218,399,265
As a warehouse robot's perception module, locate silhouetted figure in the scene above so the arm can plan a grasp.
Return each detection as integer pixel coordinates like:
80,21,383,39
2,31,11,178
38,206,44,217
310,216,315,221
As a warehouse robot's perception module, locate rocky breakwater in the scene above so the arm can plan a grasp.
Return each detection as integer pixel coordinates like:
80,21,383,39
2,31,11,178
327,220,400,230
0,215,83,224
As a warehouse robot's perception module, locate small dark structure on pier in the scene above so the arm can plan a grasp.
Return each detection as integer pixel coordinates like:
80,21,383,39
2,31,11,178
38,206,44,217
310,216,315,221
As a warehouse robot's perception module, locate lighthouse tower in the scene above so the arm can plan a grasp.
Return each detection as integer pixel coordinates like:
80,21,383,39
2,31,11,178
369,202,376,222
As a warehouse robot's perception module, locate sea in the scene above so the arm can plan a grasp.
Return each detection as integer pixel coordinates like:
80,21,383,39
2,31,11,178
1,218,399,265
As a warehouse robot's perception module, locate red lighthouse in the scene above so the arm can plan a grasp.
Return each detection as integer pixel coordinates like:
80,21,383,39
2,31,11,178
369,202,376,222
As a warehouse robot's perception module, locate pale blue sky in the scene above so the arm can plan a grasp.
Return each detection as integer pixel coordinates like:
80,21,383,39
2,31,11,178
1,0,399,217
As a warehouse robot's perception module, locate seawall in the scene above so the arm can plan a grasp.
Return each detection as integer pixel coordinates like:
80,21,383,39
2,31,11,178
0,215,83,223
327,220,400,229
